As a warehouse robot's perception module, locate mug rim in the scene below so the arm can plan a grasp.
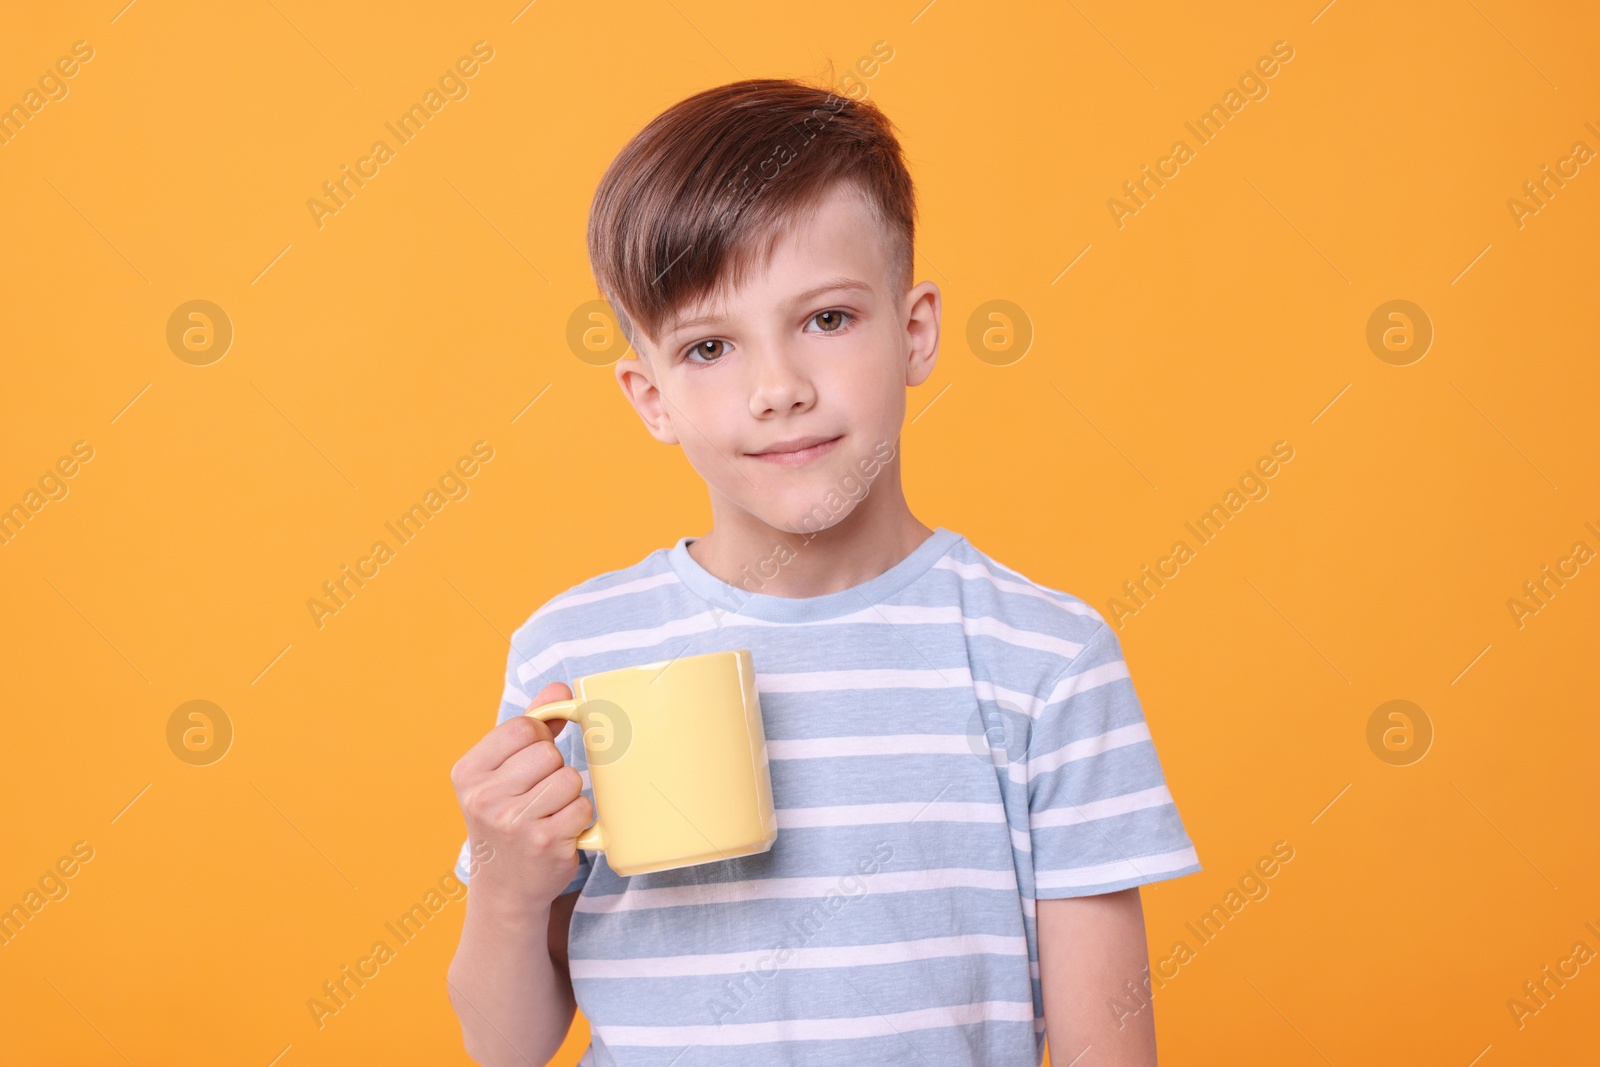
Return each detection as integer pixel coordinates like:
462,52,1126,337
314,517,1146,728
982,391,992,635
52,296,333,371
623,647,751,674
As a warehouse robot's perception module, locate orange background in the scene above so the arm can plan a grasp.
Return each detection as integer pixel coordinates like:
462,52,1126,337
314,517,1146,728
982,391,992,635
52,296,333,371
2,1,1596,1064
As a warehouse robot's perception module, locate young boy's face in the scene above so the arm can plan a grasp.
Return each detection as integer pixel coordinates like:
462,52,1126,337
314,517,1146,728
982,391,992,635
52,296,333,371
614,181,941,537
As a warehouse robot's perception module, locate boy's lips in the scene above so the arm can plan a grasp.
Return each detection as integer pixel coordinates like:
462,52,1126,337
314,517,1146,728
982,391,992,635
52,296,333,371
747,434,843,466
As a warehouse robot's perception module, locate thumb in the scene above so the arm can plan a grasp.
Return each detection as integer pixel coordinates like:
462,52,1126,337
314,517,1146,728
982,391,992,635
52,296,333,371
535,680,573,702
527,680,575,738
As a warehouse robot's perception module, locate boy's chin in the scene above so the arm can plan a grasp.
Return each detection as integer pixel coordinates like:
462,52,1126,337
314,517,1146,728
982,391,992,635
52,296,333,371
754,498,861,539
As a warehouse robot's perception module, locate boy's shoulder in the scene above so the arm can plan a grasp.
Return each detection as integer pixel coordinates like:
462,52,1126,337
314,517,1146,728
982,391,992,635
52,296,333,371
495,543,686,716
509,542,680,648
941,535,1112,654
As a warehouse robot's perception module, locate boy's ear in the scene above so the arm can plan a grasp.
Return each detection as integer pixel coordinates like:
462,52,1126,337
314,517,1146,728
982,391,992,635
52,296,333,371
903,280,941,387
613,351,681,446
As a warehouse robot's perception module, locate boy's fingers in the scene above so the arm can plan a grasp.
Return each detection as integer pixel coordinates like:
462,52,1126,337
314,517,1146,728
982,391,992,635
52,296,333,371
515,682,576,756
480,740,568,801
454,682,572,780
546,791,595,838
455,716,547,780
507,766,584,828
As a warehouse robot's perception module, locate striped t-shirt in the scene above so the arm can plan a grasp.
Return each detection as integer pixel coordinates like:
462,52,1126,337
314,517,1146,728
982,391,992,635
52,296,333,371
455,526,1201,1065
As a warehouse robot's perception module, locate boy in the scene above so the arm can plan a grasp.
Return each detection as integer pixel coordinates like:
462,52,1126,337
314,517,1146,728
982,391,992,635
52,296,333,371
447,77,1200,1066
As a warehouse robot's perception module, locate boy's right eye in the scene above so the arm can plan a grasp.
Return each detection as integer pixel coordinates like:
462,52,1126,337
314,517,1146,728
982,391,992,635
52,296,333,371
683,339,728,365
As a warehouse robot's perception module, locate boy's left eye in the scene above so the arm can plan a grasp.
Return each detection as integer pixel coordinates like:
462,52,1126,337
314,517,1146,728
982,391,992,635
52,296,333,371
809,309,853,332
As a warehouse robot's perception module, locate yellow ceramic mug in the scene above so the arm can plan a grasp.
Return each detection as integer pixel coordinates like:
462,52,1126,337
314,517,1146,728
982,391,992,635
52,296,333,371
526,648,778,876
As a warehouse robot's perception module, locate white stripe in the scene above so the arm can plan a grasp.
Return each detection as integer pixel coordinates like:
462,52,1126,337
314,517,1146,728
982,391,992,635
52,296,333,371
516,602,1098,688
767,735,976,759
1026,722,1151,777
575,867,1018,913
758,725,1158,799
970,679,1063,723
842,603,1088,661
515,611,724,682
529,570,681,620
1030,785,1173,829
596,999,1036,1046
767,731,1137,790
572,933,1027,979
758,667,972,693
764,724,1149,784
971,673,1126,723
961,661,1127,726
1035,845,1200,890
778,801,1005,828
961,614,1084,659
834,602,962,627
934,556,1099,615
672,604,963,630
981,555,1095,614
1043,659,1130,707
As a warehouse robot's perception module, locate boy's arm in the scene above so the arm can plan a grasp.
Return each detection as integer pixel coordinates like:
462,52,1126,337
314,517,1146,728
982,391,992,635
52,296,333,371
445,679,595,1067
1026,622,1201,1065
1037,888,1157,1067
447,892,578,1066
447,886,579,1067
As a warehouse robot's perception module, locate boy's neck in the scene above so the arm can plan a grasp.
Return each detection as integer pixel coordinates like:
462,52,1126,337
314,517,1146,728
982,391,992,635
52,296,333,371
686,467,934,600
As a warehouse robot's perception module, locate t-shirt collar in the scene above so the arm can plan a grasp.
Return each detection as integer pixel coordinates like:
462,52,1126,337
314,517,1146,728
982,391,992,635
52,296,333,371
667,526,962,623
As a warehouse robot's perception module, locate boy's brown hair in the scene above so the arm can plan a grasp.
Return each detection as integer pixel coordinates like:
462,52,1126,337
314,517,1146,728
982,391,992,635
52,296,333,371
586,76,916,354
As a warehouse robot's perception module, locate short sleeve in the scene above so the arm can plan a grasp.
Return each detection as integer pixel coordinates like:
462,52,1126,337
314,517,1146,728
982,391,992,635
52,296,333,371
454,619,593,898
1025,623,1201,898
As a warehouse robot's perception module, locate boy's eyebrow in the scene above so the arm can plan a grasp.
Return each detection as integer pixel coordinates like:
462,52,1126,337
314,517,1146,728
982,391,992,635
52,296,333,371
666,276,874,337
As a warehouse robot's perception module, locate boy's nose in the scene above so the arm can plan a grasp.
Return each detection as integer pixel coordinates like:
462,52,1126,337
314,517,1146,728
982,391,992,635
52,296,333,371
747,346,816,417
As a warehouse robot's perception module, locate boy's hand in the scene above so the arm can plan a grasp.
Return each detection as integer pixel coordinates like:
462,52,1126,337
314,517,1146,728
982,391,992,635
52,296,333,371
450,681,593,913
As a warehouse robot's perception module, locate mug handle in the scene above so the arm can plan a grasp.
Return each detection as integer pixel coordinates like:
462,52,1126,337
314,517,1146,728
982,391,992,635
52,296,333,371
526,699,605,852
